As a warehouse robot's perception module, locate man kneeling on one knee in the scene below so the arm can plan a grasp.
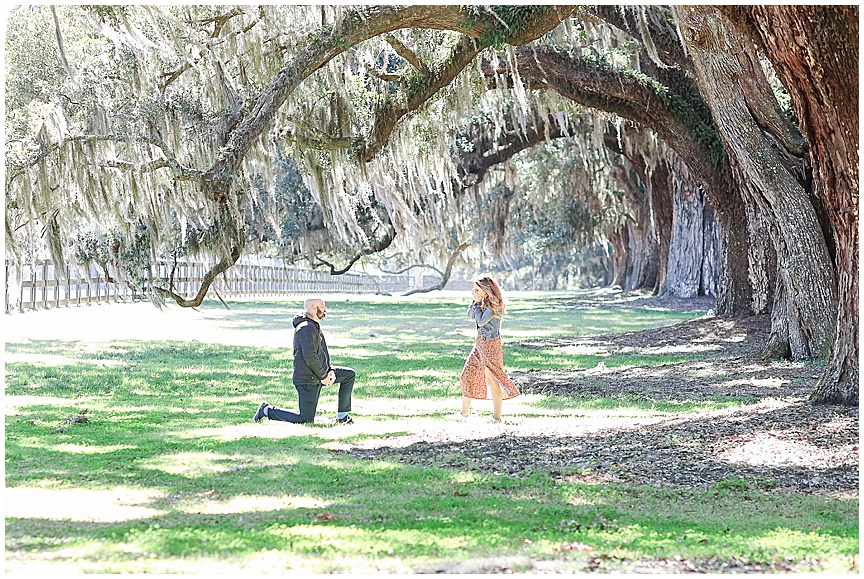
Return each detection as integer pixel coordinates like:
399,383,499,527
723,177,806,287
253,298,355,425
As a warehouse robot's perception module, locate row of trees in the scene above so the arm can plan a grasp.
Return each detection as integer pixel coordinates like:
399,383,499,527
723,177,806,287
4,6,857,404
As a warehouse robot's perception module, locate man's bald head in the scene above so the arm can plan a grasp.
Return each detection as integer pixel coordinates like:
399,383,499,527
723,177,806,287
304,298,327,320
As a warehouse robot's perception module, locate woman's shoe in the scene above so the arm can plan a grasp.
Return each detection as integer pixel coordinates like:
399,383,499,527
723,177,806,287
487,417,502,424
447,411,469,422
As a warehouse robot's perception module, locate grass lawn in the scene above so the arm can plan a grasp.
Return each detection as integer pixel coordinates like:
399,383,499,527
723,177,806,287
4,290,858,573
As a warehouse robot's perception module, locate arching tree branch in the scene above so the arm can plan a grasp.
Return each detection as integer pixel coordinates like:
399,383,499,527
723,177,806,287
313,221,397,276
6,133,204,185
354,6,578,164
379,263,443,277
385,34,430,76
403,241,471,295
154,245,242,308
455,108,570,189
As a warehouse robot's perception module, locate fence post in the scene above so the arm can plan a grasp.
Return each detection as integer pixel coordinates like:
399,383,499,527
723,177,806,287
40,261,47,308
54,263,60,308
25,265,31,310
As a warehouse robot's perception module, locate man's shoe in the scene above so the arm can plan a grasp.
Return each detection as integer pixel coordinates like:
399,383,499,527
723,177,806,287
253,402,269,423
335,415,354,425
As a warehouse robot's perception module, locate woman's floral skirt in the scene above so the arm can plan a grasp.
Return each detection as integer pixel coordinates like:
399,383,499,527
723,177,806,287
459,334,520,400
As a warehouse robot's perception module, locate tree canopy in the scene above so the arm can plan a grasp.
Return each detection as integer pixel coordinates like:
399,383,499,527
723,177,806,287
4,5,857,404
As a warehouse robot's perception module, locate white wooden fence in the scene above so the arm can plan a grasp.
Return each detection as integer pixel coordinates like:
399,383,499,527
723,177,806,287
4,260,417,312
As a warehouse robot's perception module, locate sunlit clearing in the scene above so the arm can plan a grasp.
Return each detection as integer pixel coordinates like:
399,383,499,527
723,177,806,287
753,528,843,552
507,329,568,340
328,347,397,358
177,494,328,515
4,353,82,366
725,377,787,388
566,494,593,506
450,471,483,483
113,404,171,413
6,395,100,410
141,452,234,477
55,443,134,454
402,368,450,379
5,487,164,522
179,423,333,441
646,344,720,354
716,432,857,468
559,344,610,356
173,366,283,378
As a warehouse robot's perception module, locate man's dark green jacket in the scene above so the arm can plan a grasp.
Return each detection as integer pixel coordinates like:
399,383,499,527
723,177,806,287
292,313,332,385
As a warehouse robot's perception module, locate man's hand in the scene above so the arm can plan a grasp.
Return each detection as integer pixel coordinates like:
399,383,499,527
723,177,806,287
321,370,336,385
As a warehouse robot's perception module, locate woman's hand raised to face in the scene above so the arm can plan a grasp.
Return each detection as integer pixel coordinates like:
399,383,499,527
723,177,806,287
471,284,487,304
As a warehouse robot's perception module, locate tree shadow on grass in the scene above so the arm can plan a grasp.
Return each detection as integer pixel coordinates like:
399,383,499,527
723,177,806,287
5,449,856,574
342,400,858,495
342,315,857,496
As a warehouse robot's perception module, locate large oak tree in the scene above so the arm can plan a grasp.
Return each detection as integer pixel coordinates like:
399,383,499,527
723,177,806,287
5,5,856,404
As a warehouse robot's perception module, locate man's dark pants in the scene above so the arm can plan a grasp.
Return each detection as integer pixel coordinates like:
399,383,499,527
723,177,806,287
267,366,355,423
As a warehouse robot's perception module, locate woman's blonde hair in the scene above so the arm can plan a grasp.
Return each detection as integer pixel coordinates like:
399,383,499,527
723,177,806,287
475,275,506,316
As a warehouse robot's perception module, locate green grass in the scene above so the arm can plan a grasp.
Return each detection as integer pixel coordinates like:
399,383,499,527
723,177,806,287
4,293,858,573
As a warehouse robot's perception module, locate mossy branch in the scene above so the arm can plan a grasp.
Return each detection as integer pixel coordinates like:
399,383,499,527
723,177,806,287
313,222,397,276
154,245,241,308
7,133,204,184
483,44,724,178
354,6,577,164
402,241,470,296
385,34,431,76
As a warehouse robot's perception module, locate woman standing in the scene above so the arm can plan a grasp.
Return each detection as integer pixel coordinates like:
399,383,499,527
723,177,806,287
451,275,520,423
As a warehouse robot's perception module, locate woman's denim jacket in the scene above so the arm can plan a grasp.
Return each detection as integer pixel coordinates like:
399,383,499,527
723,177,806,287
468,302,502,341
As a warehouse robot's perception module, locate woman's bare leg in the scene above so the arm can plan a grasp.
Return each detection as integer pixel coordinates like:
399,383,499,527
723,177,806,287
461,395,472,417
485,367,503,420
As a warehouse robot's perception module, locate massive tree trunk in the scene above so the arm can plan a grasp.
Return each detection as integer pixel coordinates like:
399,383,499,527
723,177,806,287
643,158,673,296
620,169,658,292
666,154,717,298
719,6,858,405
603,131,658,292
607,226,630,288
676,6,837,361
700,205,721,298
586,6,750,310
624,211,658,292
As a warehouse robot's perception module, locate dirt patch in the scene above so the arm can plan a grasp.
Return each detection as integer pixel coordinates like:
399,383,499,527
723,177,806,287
339,296,858,496
414,553,814,574
347,399,856,494
513,313,810,402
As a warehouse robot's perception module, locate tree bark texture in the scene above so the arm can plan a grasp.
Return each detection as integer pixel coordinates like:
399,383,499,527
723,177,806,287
626,151,672,296
699,205,721,299
741,193,777,317
607,225,630,288
721,5,858,406
603,131,658,292
665,154,716,298
624,213,658,292
612,162,658,292
676,6,837,361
